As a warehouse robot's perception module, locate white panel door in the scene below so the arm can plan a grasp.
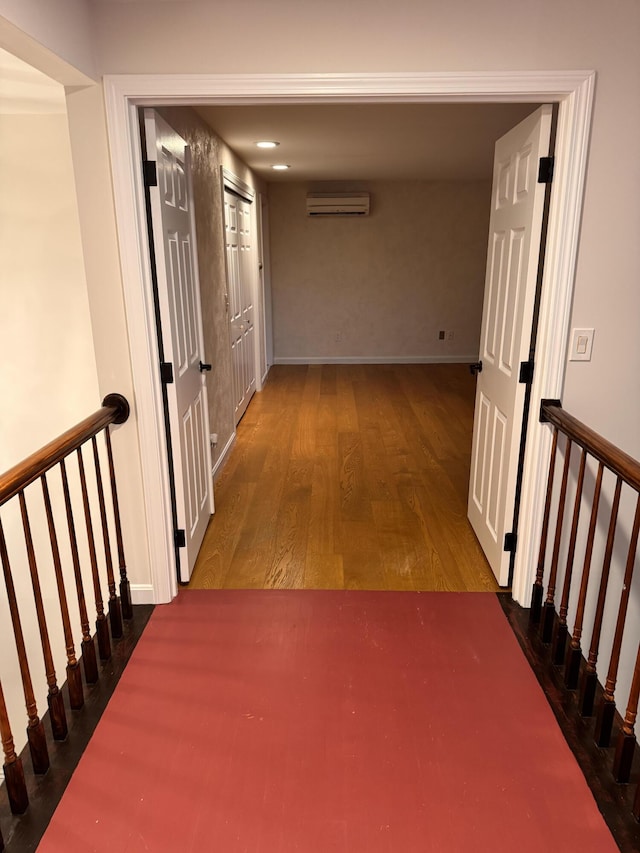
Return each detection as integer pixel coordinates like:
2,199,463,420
468,105,552,586
224,188,256,424
144,110,213,582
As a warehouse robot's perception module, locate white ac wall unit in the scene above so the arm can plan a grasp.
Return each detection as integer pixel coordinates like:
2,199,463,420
306,192,370,216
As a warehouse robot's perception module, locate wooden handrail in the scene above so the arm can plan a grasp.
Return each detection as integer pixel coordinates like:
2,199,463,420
541,400,640,491
0,394,129,507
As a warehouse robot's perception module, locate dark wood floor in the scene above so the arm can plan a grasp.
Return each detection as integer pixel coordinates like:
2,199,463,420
190,363,498,592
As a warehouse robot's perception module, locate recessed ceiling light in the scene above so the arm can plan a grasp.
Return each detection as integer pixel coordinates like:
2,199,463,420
271,164,290,171
256,140,279,148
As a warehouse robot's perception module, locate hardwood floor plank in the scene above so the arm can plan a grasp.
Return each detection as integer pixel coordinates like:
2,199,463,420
319,363,337,396
190,364,499,593
189,481,257,589
307,446,338,555
342,550,388,590
304,552,344,588
338,431,369,522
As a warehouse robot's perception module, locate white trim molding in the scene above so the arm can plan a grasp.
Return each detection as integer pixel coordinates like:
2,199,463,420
103,70,595,606
222,166,255,201
212,432,236,480
130,584,156,605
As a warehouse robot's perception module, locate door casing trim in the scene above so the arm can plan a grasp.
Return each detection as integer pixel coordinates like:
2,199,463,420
103,70,596,604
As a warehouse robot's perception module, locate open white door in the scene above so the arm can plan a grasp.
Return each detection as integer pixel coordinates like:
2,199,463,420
468,105,553,586
224,186,256,423
144,110,214,582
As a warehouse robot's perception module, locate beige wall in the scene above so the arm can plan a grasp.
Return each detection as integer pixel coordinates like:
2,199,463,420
0,113,101,465
0,107,102,756
65,84,151,595
269,181,490,362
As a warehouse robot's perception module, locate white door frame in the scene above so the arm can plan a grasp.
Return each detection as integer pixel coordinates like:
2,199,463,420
103,71,595,605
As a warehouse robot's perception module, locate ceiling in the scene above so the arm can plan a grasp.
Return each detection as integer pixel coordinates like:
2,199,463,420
0,48,66,115
194,102,539,183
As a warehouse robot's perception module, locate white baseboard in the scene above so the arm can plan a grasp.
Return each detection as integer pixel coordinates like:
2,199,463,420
212,431,236,480
273,355,477,365
130,583,155,605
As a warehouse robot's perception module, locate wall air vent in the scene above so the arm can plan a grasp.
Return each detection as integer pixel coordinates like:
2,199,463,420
306,192,370,216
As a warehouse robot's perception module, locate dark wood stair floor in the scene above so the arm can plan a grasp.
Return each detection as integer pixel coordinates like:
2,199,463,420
500,593,640,852
0,605,154,853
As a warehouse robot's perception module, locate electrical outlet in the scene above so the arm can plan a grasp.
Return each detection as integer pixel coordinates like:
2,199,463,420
335,331,342,342
446,330,454,341
210,433,218,447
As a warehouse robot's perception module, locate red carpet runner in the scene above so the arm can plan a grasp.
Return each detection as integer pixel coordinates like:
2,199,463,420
39,591,617,852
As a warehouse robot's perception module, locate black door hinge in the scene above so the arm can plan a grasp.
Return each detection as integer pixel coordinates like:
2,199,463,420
160,362,174,384
538,156,554,184
504,532,517,553
143,160,158,188
519,360,534,384
174,529,186,549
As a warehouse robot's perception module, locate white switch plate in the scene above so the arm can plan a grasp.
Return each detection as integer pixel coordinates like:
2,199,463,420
569,327,595,362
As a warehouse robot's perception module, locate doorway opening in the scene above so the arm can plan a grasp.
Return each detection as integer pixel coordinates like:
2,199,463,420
103,70,595,605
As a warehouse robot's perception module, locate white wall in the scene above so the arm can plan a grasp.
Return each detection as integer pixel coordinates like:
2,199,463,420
269,180,490,363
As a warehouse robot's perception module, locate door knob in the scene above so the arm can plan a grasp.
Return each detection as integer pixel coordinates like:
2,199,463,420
469,361,483,376
199,361,212,372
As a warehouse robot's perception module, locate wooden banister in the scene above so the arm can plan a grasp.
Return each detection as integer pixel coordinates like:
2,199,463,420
541,400,640,491
533,400,640,825
0,394,129,508
0,394,132,842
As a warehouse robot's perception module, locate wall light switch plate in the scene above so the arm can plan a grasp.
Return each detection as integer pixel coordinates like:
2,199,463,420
569,328,595,362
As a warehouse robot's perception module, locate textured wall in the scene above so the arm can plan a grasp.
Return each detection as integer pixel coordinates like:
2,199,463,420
269,181,491,362
155,107,235,468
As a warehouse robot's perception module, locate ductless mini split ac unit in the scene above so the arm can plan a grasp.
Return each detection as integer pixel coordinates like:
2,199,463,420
306,192,370,216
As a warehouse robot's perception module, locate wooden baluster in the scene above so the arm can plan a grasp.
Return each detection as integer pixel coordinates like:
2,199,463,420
541,436,573,643
552,448,587,665
60,459,98,684
594,492,640,748
105,425,132,620
41,472,84,710
77,446,111,662
612,641,640,783
565,462,604,689
580,476,623,717
19,491,68,742
92,436,123,639
0,518,49,773
0,677,28,814
530,427,559,624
